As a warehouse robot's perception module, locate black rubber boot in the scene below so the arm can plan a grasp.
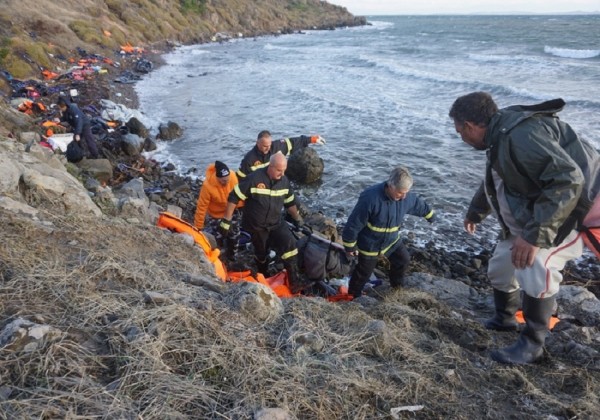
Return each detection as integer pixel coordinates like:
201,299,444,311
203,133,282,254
490,294,555,365
255,258,268,276
285,257,312,294
484,289,520,331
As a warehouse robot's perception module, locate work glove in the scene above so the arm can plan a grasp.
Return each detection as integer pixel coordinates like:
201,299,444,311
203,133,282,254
310,135,326,145
425,211,437,224
218,219,231,237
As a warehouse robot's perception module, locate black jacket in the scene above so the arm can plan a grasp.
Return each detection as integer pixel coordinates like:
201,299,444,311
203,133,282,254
236,135,312,178
228,167,296,232
60,99,90,135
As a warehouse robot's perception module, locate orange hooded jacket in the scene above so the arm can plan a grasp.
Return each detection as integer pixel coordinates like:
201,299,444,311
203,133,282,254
194,163,242,229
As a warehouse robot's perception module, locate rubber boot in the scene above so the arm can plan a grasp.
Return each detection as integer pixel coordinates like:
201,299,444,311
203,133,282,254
255,258,268,276
490,294,555,365
484,289,520,331
285,257,312,294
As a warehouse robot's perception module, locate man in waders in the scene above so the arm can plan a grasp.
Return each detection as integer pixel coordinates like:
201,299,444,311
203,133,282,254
449,91,599,364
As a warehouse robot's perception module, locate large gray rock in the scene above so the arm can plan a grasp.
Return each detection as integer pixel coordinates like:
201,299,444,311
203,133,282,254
0,139,101,218
121,133,144,156
125,117,149,139
286,147,324,184
115,178,146,200
226,282,284,322
77,158,113,183
0,196,38,216
402,273,481,310
558,285,600,326
157,121,183,141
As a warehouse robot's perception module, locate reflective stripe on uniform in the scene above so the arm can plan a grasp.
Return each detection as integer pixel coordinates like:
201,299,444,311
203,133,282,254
343,240,357,248
424,210,434,219
250,187,289,197
284,138,292,155
234,184,247,201
367,222,399,233
281,248,298,260
283,194,295,204
358,235,400,257
236,169,246,178
251,162,269,171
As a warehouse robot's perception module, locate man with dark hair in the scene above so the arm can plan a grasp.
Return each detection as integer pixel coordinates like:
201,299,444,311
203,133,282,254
236,130,326,178
221,152,311,293
342,166,436,298
450,91,600,364
56,96,99,159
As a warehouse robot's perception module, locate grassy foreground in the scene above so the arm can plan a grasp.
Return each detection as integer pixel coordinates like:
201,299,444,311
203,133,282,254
1,203,599,418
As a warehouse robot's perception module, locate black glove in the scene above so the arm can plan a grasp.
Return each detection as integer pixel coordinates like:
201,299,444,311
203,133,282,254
425,211,437,224
218,219,231,237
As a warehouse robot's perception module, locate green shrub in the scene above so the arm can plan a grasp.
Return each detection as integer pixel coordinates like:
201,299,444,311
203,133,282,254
180,0,207,15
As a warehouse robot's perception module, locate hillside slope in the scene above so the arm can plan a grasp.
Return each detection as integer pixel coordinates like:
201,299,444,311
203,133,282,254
0,0,364,79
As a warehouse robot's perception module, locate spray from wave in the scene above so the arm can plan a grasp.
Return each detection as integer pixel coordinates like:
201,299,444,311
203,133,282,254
544,46,600,59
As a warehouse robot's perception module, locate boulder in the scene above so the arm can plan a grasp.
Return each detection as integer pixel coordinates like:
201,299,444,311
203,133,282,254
121,133,144,156
16,131,41,145
402,272,481,311
157,121,183,141
558,285,600,326
0,196,38,216
77,158,113,183
115,178,146,200
143,137,157,152
125,117,149,139
286,147,324,184
225,282,283,322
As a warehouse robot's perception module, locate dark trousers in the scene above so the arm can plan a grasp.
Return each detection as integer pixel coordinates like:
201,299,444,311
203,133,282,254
348,240,410,298
249,221,298,272
78,124,99,158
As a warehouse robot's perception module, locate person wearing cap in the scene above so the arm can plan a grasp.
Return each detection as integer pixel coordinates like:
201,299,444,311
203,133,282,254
221,152,311,294
194,161,242,231
342,167,437,298
55,96,99,159
236,130,326,178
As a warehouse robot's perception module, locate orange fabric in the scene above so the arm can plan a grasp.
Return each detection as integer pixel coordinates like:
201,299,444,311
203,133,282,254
156,212,226,280
194,163,243,229
515,310,560,330
227,270,295,298
42,69,59,80
310,135,318,143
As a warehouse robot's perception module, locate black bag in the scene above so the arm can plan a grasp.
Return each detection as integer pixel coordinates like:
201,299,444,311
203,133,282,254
66,140,84,163
297,232,354,281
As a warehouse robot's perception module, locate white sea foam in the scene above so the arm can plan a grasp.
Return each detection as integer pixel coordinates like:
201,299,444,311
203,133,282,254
544,46,600,59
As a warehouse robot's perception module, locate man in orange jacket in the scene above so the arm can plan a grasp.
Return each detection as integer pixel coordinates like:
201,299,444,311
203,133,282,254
194,161,242,230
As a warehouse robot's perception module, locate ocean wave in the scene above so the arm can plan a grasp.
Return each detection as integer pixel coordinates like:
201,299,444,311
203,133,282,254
544,46,600,59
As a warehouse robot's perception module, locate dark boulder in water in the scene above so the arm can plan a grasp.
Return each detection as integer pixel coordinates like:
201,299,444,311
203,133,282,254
287,147,324,184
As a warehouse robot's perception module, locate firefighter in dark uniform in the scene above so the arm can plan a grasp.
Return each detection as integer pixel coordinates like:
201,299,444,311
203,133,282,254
221,152,311,293
236,130,326,178
343,167,437,298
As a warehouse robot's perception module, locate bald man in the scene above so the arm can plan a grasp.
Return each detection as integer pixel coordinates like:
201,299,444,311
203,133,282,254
221,152,311,293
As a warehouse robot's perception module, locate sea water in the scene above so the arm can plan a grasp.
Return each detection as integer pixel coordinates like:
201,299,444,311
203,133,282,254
136,15,600,253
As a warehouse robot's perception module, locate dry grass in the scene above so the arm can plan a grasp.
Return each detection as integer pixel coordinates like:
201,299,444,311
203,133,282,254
1,207,600,419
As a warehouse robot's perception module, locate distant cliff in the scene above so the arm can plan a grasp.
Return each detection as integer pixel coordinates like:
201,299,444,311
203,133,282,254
0,0,365,79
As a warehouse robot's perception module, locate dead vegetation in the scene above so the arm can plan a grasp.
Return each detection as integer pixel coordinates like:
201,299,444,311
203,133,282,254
1,206,599,419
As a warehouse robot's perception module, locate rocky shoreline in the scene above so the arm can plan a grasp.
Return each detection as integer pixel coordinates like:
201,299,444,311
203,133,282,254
7,32,598,296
